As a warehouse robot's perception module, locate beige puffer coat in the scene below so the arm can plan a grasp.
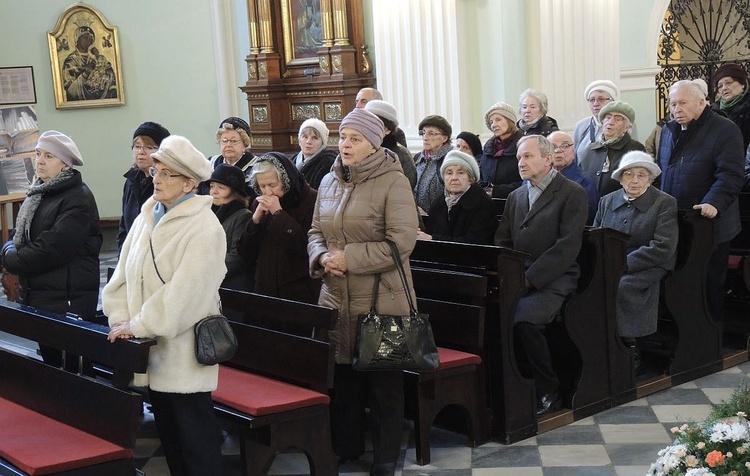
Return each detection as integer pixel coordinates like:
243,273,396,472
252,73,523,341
308,148,419,364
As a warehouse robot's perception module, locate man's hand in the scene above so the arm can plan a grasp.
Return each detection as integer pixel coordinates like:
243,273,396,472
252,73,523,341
693,203,718,219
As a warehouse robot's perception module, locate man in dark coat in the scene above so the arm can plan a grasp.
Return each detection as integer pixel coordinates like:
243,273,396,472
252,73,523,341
657,79,744,323
548,131,599,224
494,135,588,416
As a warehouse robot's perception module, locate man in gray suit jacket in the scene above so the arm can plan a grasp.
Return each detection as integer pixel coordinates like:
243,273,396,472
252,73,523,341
494,135,588,415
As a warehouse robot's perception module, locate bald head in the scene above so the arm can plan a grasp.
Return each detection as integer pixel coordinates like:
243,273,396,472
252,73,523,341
547,131,575,170
355,88,383,109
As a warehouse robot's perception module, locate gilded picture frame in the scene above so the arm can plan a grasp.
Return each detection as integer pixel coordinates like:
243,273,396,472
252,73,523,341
280,0,323,67
47,4,124,109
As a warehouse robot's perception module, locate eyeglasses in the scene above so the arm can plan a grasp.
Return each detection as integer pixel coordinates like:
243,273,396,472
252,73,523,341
621,170,650,181
588,97,613,104
553,143,574,151
133,145,158,152
220,139,243,146
148,166,182,180
419,130,444,138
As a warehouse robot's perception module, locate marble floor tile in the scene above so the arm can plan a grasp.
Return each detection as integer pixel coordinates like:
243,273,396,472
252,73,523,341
599,423,672,444
651,403,713,423
538,444,611,466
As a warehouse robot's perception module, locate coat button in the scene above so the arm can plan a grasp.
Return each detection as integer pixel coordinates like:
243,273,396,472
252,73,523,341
596,171,601,176
286,229,293,234
623,219,627,224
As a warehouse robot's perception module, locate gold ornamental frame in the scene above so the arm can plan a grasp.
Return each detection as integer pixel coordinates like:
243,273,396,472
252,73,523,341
280,0,323,67
47,4,124,109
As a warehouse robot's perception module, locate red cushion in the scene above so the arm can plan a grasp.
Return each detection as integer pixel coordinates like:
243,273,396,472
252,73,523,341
213,366,330,417
729,255,743,270
436,347,481,370
0,397,132,475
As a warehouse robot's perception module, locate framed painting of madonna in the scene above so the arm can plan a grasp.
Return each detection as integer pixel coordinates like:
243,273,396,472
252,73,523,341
280,0,324,67
47,4,124,109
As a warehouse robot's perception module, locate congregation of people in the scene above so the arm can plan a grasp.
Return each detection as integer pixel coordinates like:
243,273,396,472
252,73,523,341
3,64,750,474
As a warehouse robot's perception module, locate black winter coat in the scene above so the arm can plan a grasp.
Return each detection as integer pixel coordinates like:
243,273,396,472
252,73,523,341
427,183,498,245
295,148,337,191
3,170,102,321
479,130,523,198
657,106,744,244
117,167,152,252
518,115,559,137
711,93,750,150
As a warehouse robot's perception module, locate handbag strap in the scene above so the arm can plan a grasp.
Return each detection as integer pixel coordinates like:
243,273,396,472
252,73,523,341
385,240,418,314
149,238,166,284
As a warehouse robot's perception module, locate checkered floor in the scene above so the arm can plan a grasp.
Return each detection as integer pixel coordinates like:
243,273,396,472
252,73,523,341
2,250,747,475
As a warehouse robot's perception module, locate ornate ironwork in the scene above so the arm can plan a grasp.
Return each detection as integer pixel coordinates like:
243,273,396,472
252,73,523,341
655,0,750,121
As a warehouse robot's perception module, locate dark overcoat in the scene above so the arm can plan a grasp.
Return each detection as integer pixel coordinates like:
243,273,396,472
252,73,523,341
427,183,498,245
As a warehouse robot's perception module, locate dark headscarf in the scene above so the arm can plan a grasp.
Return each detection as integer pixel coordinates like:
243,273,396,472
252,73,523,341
251,152,309,210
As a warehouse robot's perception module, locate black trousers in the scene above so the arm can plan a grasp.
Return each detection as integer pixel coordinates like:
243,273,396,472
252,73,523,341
707,241,731,323
514,321,560,396
149,389,223,476
330,364,404,464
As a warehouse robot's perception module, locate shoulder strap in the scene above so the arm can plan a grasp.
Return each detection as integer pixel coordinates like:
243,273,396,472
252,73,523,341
386,240,418,314
149,238,165,284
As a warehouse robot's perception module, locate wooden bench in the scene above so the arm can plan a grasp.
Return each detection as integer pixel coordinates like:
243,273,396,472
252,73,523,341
212,321,337,476
404,297,490,465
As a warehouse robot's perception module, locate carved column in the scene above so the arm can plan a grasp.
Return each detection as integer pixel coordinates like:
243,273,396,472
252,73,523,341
329,0,357,79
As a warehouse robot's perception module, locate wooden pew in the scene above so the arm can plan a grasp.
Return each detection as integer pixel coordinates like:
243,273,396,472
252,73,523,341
212,322,336,476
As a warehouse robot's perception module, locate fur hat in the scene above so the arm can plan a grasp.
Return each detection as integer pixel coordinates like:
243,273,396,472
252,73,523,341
133,121,170,146
611,150,661,181
298,118,329,145
339,108,385,148
418,115,452,138
598,100,636,124
209,163,247,196
364,100,399,128
484,102,517,130
219,116,252,138
456,131,483,157
440,150,480,183
584,80,620,102
35,130,84,167
710,63,749,88
151,135,211,183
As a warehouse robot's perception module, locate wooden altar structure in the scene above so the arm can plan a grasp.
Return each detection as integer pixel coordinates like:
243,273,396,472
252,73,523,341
241,0,375,153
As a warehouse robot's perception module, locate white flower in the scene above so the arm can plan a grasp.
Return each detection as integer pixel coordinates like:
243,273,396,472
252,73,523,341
685,468,716,476
647,444,688,475
708,419,750,443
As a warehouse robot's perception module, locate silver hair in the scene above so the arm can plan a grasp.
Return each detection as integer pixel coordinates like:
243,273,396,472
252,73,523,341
518,134,553,157
669,79,707,103
519,88,549,115
215,124,251,151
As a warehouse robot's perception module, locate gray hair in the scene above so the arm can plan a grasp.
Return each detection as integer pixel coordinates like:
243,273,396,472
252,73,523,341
519,88,549,115
669,79,707,104
215,123,251,151
518,134,553,157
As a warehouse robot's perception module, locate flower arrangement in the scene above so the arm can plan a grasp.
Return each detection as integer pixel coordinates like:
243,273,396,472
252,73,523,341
647,380,750,476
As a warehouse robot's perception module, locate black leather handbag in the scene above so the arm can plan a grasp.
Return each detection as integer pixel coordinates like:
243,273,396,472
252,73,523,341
352,241,439,372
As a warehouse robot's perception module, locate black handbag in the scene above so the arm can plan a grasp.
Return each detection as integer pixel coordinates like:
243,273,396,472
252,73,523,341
150,239,238,366
352,241,440,371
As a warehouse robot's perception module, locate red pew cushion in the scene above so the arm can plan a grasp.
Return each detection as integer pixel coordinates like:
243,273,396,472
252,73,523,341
213,365,330,417
0,397,132,475
436,347,481,370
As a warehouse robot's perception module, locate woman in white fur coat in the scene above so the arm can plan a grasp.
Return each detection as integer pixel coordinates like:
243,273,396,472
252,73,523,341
103,135,227,476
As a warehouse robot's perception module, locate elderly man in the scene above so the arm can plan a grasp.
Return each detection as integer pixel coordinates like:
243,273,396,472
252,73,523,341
495,135,588,415
657,79,744,323
355,87,407,147
548,131,599,224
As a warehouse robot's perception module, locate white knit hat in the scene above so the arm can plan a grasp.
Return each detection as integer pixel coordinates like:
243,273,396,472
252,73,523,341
440,150,481,183
611,150,661,181
298,118,330,145
584,80,620,102
365,99,399,128
151,135,211,183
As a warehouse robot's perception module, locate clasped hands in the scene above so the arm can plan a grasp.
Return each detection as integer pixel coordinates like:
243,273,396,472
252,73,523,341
107,321,133,343
252,194,282,224
320,248,348,277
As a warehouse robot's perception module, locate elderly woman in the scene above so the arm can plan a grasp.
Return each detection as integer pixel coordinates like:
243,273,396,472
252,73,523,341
455,131,483,162
710,63,750,149
199,116,256,197
365,99,417,188
479,101,525,198
573,80,619,159
308,108,418,476
413,114,453,213
593,151,678,374
118,121,170,252
238,152,319,303
292,118,336,190
209,163,253,291
417,150,498,245
2,130,102,372
104,135,225,475
517,88,559,137
579,101,646,197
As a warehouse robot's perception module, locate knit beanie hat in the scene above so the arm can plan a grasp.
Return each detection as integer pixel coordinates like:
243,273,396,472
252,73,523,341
132,121,170,146
418,115,452,138
209,163,247,196
219,116,252,138
364,100,399,128
456,131,483,157
298,118,329,145
440,150,480,183
484,101,517,129
339,108,385,148
710,63,749,88
151,135,211,183
36,130,84,167
598,100,636,124
584,80,620,102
